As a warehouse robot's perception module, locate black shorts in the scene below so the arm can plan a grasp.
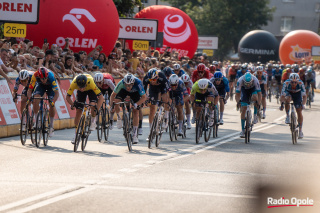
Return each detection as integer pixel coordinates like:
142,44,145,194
229,74,236,82
194,92,213,107
22,86,29,96
115,89,141,103
260,84,266,97
100,88,113,100
149,84,168,103
75,90,98,109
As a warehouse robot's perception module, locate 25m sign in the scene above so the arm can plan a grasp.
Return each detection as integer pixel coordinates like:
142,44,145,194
4,23,26,37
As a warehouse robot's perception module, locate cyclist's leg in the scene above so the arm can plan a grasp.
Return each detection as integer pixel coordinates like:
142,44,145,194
87,90,98,129
161,90,170,127
261,84,267,117
148,87,159,128
113,90,128,128
175,95,184,134
46,87,57,130
32,84,45,120
129,92,141,141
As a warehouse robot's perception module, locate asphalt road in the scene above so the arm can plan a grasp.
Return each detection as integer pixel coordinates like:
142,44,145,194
0,94,320,213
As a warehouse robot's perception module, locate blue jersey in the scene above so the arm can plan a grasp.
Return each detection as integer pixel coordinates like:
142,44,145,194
272,69,283,77
236,70,248,79
282,79,306,96
173,69,185,77
210,76,230,92
114,77,146,96
170,79,188,96
266,68,274,77
14,71,34,91
254,72,267,85
29,71,58,91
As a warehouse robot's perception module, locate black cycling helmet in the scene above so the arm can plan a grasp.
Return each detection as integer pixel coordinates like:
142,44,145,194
76,75,87,88
163,66,173,77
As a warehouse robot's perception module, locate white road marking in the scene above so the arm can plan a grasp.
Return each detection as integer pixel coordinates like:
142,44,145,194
118,168,138,173
0,185,78,212
8,187,93,213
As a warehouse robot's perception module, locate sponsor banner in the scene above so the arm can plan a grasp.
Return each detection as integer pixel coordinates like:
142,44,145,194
60,79,76,118
8,79,23,118
0,0,39,24
0,79,20,125
311,46,320,56
198,36,218,50
119,18,158,41
55,83,70,119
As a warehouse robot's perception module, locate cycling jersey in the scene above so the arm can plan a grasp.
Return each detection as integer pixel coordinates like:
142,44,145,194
282,79,306,96
143,71,169,93
282,69,292,82
14,71,34,91
173,69,185,77
100,73,115,90
191,70,210,83
272,69,283,82
114,77,145,96
266,68,274,79
29,71,58,91
67,74,101,96
236,70,248,79
254,72,267,96
191,79,219,96
228,68,237,76
298,70,306,84
236,75,261,93
210,76,230,96
170,79,188,105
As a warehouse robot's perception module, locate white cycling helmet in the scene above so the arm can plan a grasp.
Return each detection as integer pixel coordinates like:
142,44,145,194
19,70,29,81
256,66,263,72
173,63,180,70
169,74,179,85
123,73,135,84
289,73,299,81
181,74,190,83
286,64,291,68
302,66,307,70
198,79,209,90
212,61,219,66
94,73,104,83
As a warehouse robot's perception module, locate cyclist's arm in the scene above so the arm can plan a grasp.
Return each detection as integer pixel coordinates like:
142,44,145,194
96,93,104,110
136,94,147,106
66,94,73,106
109,91,117,108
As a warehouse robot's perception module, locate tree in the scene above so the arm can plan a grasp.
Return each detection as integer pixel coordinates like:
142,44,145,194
114,0,142,17
163,0,275,60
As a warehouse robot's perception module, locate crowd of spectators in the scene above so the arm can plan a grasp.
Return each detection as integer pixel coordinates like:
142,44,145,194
0,37,227,85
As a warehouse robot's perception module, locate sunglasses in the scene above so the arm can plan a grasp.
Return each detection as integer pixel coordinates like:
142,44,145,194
198,72,204,74
291,81,298,84
215,78,222,81
171,84,178,87
20,79,28,83
199,89,206,92
40,77,48,81
149,78,157,82
125,83,134,87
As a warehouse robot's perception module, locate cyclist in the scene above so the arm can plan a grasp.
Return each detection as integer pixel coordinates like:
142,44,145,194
172,63,185,77
181,74,193,129
265,63,274,89
255,66,267,119
168,74,190,136
192,63,210,83
282,65,292,83
298,66,307,88
66,74,104,144
162,66,174,80
280,73,306,139
292,64,299,73
190,79,219,127
248,66,255,74
235,72,262,138
210,71,229,124
110,74,147,144
209,65,216,79
212,61,220,71
143,68,170,132
236,64,248,80
93,73,116,129
272,64,283,98
305,68,315,102
12,70,34,116
228,64,237,96
27,67,59,138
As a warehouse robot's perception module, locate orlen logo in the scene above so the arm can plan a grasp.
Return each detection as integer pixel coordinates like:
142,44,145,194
163,14,191,44
62,9,96,34
289,45,311,62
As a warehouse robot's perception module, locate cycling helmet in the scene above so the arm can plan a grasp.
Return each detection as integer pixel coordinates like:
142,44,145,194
244,73,253,86
123,74,135,84
205,67,210,72
289,73,299,81
169,74,179,85
173,63,180,70
198,79,209,89
231,64,236,69
163,67,173,77
302,66,307,71
292,64,298,69
286,64,291,68
256,66,263,72
94,73,104,83
214,71,223,79
76,75,87,88
307,68,313,73
19,70,29,81
241,64,247,69
267,63,272,68
280,64,284,69
181,74,190,83
38,67,49,79
212,61,218,66
197,63,206,71
148,68,159,79
209,65,216,72
308,66,313,70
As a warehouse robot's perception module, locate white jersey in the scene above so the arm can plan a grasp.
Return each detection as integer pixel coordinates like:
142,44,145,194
236,74,261,93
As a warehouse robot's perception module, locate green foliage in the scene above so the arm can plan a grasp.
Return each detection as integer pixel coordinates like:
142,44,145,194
0,24,3,39
114,0,142,17
163,0,275,60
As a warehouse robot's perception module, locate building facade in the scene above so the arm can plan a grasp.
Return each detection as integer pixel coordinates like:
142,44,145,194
262,0,320,37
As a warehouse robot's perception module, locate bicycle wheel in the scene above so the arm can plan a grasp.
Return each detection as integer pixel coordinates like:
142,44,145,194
42,109,50,146
123,113,132,151
104,107,110,141
291,112,297,144
30,111,36,144
35,111,43,148
215,107,219,137
182,119,187,139
196,110,203,144
74,115,85,152
81,115,91,151
204,113,211,142
155,115,163,147
268,87,272,102
308,92,312,108
97,108,103,143
20,109,29,145
148,113,158,148
168,111,176,141
245,111,250,144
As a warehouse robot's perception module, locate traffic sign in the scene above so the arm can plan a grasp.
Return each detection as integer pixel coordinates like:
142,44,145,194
132,40,149,50
4,23,26,37
202,49,214,56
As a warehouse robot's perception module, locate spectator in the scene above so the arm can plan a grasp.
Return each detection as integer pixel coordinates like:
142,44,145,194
94,53,107,69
